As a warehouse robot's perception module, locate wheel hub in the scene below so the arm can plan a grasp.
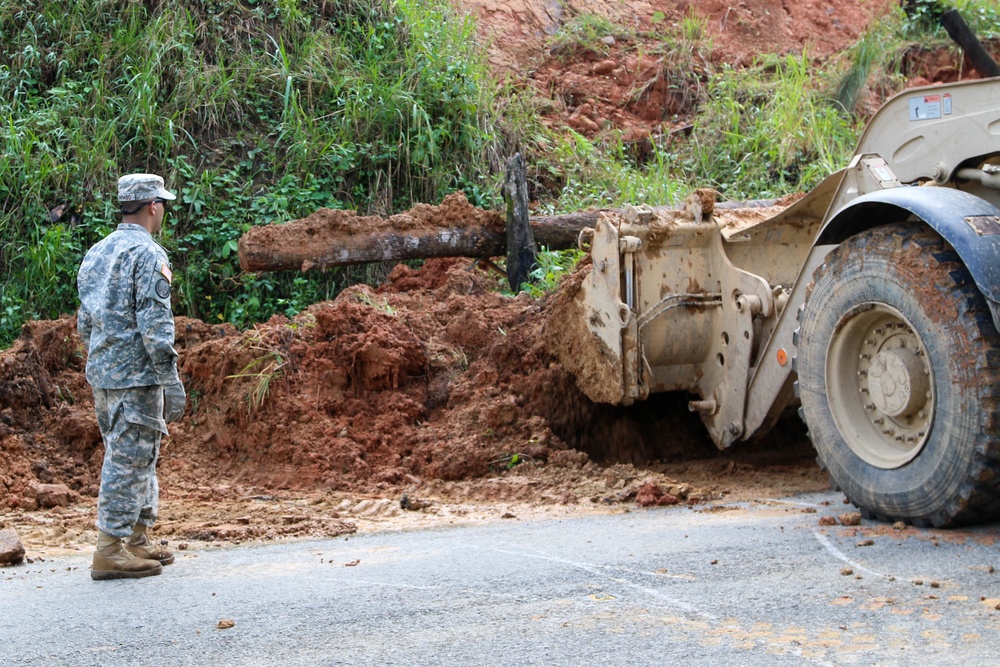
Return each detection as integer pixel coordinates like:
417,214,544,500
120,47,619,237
826,305,934,469
867,347,930,418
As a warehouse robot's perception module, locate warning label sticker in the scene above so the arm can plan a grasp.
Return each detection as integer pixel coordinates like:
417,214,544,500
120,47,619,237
909,93,953,121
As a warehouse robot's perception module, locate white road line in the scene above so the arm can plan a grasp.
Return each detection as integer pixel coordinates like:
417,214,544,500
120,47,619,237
479,545,839,667
810,528,886,578
481,545,715,619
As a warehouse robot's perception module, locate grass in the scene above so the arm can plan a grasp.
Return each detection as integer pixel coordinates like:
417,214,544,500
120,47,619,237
546,12,636,58
226,325,290,413
0,0,513,345
521,247,586,298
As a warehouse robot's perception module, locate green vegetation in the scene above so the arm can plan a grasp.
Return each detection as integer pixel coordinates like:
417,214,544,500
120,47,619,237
900,0,1000,38
226,324,289,412
521,247,585,298
680,54,858,199
3,0,995,348
546,13,635,58
1,0,514,344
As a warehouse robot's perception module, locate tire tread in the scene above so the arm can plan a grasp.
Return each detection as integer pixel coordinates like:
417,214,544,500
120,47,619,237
796,223,1000,526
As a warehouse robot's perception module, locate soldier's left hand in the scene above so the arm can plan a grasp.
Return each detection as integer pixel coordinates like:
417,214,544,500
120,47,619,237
164,381,186,423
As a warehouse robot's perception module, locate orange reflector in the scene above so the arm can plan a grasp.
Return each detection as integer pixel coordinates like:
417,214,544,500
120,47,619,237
776,349,788,366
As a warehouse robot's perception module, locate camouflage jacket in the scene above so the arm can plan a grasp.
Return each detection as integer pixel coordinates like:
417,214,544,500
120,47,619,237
77,223,180,389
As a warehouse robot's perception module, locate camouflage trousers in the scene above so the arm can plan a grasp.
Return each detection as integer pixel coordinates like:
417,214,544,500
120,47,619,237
92,386,168,538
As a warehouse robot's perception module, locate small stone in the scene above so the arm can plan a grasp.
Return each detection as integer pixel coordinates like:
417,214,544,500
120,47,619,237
592,59,617,76
0,529,26,565
838,512,862,526
27,482,73,509
567,111,600,134
856,539,875,547
840,567,854,576
930,581,940,588
600,35,616,46
892,521,906,531
216,619,235,630
635,482,680,507
914,579,924,586
818,516,837,526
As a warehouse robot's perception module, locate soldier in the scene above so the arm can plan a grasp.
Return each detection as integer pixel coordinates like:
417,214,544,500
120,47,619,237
77,173,185,580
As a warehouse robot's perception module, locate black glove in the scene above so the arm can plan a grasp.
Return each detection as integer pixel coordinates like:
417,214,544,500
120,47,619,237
163,381,186,423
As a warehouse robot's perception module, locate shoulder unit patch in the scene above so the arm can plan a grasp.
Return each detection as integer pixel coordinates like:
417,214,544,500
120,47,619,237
155,278,171,300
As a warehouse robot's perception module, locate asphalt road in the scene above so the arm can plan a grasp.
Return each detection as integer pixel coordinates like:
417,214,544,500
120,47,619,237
3,490,1000,666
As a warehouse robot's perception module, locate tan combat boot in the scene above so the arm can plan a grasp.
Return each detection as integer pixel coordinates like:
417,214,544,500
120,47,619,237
91,530,163,580
125,524,175,566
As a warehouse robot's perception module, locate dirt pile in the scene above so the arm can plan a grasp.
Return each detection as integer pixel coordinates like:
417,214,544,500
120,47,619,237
0,250,755,512
162,250,741,495
468,0,897,72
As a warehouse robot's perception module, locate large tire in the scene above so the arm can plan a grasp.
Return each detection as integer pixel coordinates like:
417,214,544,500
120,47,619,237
795,223,1000,527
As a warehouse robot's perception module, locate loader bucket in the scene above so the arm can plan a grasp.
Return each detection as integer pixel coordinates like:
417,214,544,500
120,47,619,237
544,214,637,405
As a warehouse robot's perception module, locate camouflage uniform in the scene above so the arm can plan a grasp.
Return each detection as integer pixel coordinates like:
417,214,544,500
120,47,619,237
78,174,179,539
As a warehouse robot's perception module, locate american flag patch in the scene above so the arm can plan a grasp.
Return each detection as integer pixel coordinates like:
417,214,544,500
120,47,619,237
160,263,173,283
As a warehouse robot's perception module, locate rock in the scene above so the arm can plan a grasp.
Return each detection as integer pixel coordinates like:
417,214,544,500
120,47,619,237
400,494,431,511
818,515,837,526
27,482,73,508
838,511,862,526
567,111,600,134
16,497,39,511
592,59,617,76
600,36,616,46
635,482,680,507
0,528,26,565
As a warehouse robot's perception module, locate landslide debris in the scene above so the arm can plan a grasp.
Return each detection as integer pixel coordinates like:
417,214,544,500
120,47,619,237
0,254,750,522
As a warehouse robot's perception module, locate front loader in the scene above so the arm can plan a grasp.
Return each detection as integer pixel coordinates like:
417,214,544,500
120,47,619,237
550,78,1000,526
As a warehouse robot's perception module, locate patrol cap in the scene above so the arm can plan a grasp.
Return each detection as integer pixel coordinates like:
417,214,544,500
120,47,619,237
117,173,177,202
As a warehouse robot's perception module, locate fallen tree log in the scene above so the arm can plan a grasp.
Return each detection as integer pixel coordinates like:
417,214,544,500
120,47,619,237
238,192,779,273
940,9,1000,78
